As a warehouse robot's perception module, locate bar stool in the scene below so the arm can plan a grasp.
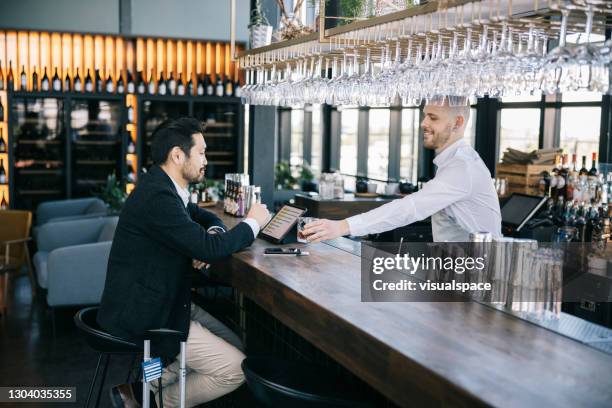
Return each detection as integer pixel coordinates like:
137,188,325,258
74,307,142,408
241,356,374,408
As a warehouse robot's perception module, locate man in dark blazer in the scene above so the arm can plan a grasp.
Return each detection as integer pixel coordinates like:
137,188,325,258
98,117,269,408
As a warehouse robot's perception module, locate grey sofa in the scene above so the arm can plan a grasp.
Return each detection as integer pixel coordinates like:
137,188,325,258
33,216,118,308
36,197,108,227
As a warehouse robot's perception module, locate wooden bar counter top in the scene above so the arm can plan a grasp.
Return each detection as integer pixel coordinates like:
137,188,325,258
208,205,612,408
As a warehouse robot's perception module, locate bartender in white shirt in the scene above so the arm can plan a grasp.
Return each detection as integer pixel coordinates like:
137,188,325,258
302,99,502,243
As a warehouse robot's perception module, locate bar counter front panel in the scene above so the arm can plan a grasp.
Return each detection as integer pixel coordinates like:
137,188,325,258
208,206,612,408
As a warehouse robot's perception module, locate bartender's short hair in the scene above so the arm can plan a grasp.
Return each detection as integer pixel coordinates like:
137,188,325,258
450,105,471,128
151,117,205,164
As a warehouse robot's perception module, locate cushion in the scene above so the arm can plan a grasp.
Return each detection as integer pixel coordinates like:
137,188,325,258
85,199,108,215
33,251,49,289
97,217,119,242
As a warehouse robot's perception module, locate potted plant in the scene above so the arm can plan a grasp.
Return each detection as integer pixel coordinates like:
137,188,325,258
249,0,273,48
298,162,317,192
274,161,298,190
94,173,127,214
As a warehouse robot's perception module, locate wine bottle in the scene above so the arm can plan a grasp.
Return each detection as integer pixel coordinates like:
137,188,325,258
158,71,167,95
52,68,61,92
215,73,223,97
105,74,114,93
572,153,578,173
205,74,214,96
234,79,242,98
0,191,7,210
127,165,135,183
224,75,233,97
64,68,71,92
136,71,146,94
0,99,3,122
0,158,6,184
0,129,6,153
589,152,598,177
0,60,4,90
74,68,82,92
7,61,14,91
127,139,136,154
127,105,134,124
95,69,102,93
187,76,194,96
196,74,204,96
579,155,588,176
31,66,38,91
116,72,125,94
126,70,135,93
558,154,568,199
177,73,185,96
168,72,177,95
20,65,26,91
147,69,156,94
41,67,50,91
85,69,93,92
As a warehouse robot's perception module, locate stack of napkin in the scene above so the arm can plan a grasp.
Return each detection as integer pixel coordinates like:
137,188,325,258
500,148,562,165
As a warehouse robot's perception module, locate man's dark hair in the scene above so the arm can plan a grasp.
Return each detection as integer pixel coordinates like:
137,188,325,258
151,117,205,165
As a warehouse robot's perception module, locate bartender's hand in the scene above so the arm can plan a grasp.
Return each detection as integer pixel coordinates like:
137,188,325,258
247,203,271,227
302,219,350,243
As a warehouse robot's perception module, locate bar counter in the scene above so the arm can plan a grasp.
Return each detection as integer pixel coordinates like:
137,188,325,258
208,206,612,408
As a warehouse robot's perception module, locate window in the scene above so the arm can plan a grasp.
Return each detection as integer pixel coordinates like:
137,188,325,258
499,108,540,157
339,108,358,176
559,107,601,161
464,108,477,147
310,104,322,175
367,109,390,180
290,109,304,167
400,108,420,183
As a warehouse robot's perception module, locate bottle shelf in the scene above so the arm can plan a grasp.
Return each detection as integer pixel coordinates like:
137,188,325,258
17,169,63,175
17,139,62,145
208,160,234,165
18,189,62,195
75,160,116,165
73,140,120,145
15,160,63,166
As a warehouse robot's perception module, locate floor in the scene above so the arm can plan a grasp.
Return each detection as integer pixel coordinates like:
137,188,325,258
0,275,258,408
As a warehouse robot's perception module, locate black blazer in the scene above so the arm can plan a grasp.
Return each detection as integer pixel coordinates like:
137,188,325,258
97,165,254,358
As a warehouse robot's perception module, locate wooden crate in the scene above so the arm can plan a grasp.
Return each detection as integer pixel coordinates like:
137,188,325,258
496,163,554,196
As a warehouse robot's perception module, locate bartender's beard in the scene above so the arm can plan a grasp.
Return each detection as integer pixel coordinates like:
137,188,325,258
423,123,452,150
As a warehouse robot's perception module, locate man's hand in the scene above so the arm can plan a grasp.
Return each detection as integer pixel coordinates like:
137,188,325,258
246,203,271,227
192,259,209,270
302,219,350,243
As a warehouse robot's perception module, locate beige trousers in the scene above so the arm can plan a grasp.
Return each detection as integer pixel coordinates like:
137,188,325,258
149,303,246,408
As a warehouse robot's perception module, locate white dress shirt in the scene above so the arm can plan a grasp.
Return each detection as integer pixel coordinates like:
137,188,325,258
346,138,502,242
168,176,260,237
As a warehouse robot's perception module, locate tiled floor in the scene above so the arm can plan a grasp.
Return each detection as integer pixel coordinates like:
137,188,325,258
0,275,256,407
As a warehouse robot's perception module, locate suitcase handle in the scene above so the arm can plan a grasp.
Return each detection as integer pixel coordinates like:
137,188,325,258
142,331,187,408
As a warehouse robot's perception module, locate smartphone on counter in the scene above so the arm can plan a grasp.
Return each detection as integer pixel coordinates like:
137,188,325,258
264,247,309,255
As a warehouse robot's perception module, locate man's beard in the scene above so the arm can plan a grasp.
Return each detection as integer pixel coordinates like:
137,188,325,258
424,126,451,150
183,165,206,183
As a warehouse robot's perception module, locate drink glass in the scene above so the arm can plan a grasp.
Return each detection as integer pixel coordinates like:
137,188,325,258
297,216,316,243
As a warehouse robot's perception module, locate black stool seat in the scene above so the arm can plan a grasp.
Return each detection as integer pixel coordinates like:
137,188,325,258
75,307,142,407
74,306,142,354
241,357,373,408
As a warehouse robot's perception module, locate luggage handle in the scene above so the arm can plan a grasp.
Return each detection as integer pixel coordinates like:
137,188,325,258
142,329,187,408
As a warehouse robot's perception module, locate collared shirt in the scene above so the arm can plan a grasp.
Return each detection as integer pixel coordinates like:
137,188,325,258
168,174,260,238
346,138,502,241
